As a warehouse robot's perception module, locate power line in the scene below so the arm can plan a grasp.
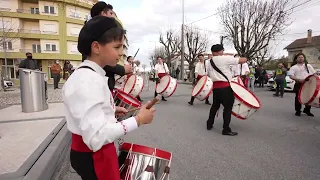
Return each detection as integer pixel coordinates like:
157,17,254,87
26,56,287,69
291,0,320,13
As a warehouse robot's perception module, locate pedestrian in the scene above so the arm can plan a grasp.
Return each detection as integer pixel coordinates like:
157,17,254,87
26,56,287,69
154,56,169,101
206,44,247,136
273,63,287,98
50,60,61,89
289,53,316,117
257,66,266,87
63,16,155,180
248,66,255,92
19,52,39,70
63,61,73,80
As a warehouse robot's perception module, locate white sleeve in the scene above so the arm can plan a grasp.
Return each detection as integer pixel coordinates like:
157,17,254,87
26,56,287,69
64,78,138,152
224,56,239,66
165,63,169,72
195,63,200,73
243,63,250,73
288,66,296,77
307,64,315,74
205,61,210,75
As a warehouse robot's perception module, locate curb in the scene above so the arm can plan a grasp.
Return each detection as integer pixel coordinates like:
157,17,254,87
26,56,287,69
0,119,71,180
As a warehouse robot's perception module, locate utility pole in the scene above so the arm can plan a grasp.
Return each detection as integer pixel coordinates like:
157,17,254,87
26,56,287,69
180,0,185,80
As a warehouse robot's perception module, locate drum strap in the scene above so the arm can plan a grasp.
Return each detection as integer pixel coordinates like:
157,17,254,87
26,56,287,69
77,66,96,72
209,59,229,82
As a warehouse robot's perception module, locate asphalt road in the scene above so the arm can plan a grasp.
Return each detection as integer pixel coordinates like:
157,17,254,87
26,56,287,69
52,84,320,180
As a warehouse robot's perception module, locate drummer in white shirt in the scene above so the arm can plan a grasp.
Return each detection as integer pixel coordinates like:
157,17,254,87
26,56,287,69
125,56,143,102
206,44,247,136
63,16,155,180
289,53,316,117
231,54,250,87
154,56,169,101
188,54,211,105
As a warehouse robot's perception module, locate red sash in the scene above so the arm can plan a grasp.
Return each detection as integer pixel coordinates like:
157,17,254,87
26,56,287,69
71,134,120,180
158,73,166,78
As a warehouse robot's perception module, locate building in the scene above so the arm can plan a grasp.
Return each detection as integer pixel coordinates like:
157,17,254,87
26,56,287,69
284,29,320,68
0,0,129,85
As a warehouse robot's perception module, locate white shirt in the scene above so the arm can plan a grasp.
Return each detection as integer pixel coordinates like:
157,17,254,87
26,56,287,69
195,61,206,76
231,63,250,76
63,60,138,152
288,63,315,80
206,56,239,82
124,61,138,74
155,63,169,74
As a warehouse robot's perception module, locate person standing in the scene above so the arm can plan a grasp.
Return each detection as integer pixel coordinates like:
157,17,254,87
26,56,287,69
63,61,73,80
19,52,39,70
289,53,316,117
188,54,211,105
125,56,143,102
231,54,250,87
273,63,287,98
175,66,180,78
51,60,62,89
248,66,256,92
206,44,247,136
154,56,169,101
257,66,266,87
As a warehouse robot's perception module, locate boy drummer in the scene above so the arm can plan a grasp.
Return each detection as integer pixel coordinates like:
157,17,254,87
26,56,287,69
154,56,169,101
63,16,155,180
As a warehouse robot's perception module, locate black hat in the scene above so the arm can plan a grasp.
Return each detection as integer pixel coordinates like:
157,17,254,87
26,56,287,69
211,44,224,52
77,16,120,55
91,1,113,18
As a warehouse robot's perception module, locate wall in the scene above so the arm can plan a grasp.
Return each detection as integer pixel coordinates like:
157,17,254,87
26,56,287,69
22,20,40,32
66,23,82,36
0,17,21,32
0,0,19,12
66,41,79,54
39,20,59,34
40,39,60,53
23,39,41,52
21,2,39,12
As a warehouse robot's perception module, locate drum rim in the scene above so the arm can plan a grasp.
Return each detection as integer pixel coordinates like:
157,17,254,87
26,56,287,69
166,78,178,97
231,81,261,109
120,142,172,161
123,74,137,94
298,75,320,105
114,88,142,107
232,112,247,120
156,75,171,94
192,76,208,97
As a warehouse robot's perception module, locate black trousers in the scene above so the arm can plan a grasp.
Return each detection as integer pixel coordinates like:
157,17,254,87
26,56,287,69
52,73,61,89
275,79,285,96
70,150,98,180
259,77,264,87
154,78,165,99
207,86,234,130
294,83,311,113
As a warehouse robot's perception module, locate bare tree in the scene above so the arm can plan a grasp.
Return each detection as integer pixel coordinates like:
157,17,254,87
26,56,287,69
149,47,166,66
218,0,293,62
159,29,181,70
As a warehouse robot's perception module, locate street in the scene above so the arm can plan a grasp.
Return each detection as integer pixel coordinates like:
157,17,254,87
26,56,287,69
52,84,320,180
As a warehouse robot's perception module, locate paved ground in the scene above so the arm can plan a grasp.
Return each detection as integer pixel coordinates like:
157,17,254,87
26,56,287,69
52,84,320,180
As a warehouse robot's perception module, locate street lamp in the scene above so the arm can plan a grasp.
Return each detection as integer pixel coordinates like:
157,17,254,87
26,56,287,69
180,0,185,80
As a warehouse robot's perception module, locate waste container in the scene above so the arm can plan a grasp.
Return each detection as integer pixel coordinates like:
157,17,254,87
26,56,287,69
19,68,48,113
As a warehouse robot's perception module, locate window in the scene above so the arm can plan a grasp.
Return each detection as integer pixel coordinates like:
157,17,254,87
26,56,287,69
70,10,81,18
45,44,57,51
71,27,80,35
32,44,41,53
71,44,78,53
43,24,56,34
31,7,39,14
44,6,55,14
3,41,13,50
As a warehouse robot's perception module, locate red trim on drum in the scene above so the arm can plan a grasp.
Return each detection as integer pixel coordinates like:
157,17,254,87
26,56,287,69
231,112,246,120
232,81,261,109
167,80,178,97
202,82,214,101
120,142,172,161
113,89,142,107
138,79,144,95
298,75,320,105
193,76,207,97
156,75,171,94
124,75,137,94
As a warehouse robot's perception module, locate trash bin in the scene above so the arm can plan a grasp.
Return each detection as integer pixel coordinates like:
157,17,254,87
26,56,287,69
19,68,48,113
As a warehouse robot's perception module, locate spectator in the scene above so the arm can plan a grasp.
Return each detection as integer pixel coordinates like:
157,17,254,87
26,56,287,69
63,61,73,80
51,60,62,89
273,63,287,98
19,52,39,70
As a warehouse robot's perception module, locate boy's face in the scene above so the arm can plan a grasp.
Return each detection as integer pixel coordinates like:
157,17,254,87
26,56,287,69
93,40,123,67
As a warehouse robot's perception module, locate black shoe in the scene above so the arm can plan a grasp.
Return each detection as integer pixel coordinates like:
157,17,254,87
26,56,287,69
206,120,213,130
162,98,167,101
205,101,211,105
280,95,283,98
188,101,193,105
295,111,301,116
273,94,279,97
303,110,314,117
222,129,238,136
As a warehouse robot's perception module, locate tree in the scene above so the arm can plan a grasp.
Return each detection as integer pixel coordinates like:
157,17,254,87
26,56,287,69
149,46,166,66
159,29,180,70
218,0,293,62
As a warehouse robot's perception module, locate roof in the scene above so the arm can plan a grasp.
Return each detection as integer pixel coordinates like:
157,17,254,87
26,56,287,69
284,35,320,50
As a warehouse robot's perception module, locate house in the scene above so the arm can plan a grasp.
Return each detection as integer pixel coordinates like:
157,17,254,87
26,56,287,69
284,29,320,68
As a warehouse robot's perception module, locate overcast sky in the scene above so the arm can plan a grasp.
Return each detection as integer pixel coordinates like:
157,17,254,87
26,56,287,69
103,0,320,68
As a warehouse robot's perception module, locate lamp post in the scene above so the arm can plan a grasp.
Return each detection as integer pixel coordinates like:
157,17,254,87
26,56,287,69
180,0,185,80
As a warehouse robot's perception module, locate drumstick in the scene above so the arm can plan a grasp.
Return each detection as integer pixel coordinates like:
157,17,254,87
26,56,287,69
127,96,160,112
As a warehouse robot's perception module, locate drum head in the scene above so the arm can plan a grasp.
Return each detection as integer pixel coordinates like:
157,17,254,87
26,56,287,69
123,75,136,94
114,89,141,107
156,76,170,94
230,82,261,108
299,75,320,104
192,76,207,96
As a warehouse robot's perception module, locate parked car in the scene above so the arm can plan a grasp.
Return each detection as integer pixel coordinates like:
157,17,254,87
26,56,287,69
315,69,320,75
3,80,13,89
266,70,274,81
267,76,295,92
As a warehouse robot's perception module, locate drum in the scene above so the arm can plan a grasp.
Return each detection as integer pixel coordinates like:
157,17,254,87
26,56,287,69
192,76,213,101
156,75,178,98
113,89,141,121
119,142,172,180
124,75,144,97
115,75,126,89
230,81,261,119
298,75,320,108
231,76,244,86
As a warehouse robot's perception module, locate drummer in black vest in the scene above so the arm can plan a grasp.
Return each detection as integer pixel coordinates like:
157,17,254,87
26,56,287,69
188,54,211,105
82,1,132,92
206,44,247,136
288,53,316,117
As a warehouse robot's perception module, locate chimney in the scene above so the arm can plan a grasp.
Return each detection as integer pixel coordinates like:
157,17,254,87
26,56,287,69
307,29,312,43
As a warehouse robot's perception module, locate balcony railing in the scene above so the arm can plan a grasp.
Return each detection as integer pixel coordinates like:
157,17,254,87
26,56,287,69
0,8,11,12
16,9,40,14
18,29,41,34
41,31,58,34
20,48,42,53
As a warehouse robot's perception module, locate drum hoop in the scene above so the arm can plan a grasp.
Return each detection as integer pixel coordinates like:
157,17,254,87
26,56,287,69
298,75,320,105
231,111,246,120
203,82,214,100
138,76,145,94
156,75,171,94
123,75,137,94
114,89,141,107
167,79,178,97
120,142,172,161
232,82,261,109
193,76,207,97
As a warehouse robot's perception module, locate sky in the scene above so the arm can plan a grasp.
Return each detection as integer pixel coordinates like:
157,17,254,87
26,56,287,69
103,0,320,68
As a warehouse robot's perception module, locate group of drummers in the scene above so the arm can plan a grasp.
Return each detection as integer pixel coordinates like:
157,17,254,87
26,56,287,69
61,1,319,180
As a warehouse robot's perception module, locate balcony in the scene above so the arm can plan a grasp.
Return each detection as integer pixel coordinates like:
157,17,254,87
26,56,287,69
18,29,41,34
20,48,41,54
16,9,39,14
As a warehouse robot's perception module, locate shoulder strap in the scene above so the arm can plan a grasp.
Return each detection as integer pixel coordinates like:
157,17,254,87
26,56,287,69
204,61,206,73
77,66,95,72
305,63,309,73
209,59,229,82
